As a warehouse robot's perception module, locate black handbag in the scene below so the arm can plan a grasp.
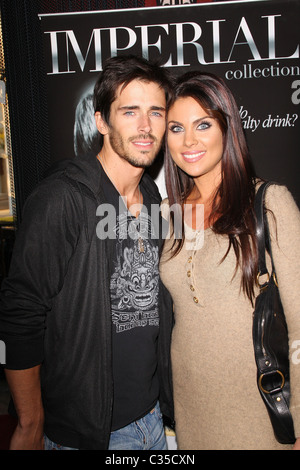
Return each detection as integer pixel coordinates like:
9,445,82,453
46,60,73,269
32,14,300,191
253,181,296,444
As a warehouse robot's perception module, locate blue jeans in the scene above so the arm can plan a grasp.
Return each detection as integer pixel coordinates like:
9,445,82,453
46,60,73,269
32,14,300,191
44,402,167,450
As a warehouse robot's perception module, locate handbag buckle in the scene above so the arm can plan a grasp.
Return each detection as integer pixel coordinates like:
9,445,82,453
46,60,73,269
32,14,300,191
256,271,269,290
258,370,285,394
256,271,278,290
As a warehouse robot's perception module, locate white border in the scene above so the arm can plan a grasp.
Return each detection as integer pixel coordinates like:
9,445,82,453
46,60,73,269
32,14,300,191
38,0,275,19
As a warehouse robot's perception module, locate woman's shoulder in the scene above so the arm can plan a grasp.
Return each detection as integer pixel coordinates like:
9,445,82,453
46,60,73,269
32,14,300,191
256,180,300,227
256,180,298,209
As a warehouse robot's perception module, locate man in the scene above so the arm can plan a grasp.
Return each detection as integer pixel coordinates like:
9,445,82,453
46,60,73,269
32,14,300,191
0,55,174,450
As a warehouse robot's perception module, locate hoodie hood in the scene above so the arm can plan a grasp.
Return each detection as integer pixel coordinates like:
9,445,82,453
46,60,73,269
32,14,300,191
45,152,163,205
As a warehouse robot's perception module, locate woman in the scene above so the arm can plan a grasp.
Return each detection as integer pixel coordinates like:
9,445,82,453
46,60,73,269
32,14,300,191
160,71,300,450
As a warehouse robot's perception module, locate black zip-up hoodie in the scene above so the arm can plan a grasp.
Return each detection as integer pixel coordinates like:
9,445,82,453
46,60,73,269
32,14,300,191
0,153,174,449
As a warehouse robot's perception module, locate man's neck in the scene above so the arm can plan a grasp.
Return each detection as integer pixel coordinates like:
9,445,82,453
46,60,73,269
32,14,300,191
97,152,144,210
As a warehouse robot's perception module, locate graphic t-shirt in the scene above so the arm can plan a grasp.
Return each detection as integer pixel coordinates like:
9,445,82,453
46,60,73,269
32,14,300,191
99,166,160,431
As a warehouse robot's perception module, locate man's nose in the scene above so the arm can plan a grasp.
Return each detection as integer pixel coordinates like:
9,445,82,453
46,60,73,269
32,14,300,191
138,114,152,134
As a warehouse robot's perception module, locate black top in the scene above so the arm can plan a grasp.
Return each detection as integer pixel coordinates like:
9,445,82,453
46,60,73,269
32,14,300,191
100,165,160,431
0,153,174,449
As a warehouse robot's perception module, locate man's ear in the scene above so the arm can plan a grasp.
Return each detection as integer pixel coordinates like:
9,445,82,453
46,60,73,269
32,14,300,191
95,112,109,135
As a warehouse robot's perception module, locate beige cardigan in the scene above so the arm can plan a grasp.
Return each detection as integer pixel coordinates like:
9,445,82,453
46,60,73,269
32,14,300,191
160,184,300,450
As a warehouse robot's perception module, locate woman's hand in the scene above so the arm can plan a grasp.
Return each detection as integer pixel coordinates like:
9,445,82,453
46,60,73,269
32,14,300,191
293,437,300,450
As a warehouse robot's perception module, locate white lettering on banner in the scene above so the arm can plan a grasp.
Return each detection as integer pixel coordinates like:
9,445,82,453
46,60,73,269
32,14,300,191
262,114,298,128
228,17,261,62
137,24,169,61
239,106,299,132
171,22,206,67
225,62,300,81
44,14,299,75
45,29,102,74
109,27,137,57
291,80,300,105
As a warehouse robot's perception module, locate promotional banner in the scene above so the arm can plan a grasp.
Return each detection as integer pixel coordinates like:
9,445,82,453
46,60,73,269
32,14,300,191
39,0,300,204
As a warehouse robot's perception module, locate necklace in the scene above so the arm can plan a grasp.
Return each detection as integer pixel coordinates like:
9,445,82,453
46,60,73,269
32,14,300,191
184,212,205,307
98,153,145,253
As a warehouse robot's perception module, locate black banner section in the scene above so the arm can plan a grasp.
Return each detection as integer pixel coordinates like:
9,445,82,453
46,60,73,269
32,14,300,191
40,0,300,204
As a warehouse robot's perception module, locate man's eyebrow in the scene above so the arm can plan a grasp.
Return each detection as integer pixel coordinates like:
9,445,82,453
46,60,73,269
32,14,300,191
150,106,166,111
118,105,166,111
118,105,138,110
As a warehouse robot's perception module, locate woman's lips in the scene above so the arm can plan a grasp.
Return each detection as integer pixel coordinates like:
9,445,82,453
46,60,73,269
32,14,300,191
182,151,205,163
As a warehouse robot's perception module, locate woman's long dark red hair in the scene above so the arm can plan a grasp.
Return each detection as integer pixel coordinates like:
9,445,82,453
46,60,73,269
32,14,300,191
164,71,258,303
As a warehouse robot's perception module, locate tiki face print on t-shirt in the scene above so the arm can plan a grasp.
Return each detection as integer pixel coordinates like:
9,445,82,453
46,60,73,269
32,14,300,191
110,211,160,334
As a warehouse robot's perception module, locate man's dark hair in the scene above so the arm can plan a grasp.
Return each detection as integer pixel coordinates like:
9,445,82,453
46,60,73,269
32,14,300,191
93,55,173,125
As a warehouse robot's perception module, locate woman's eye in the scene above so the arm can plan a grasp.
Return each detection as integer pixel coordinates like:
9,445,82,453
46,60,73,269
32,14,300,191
197,121,212,130
169,125,183,133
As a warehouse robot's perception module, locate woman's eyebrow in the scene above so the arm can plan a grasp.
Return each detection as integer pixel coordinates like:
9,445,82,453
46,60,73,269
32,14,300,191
168,119,182,125
168,116,211,125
